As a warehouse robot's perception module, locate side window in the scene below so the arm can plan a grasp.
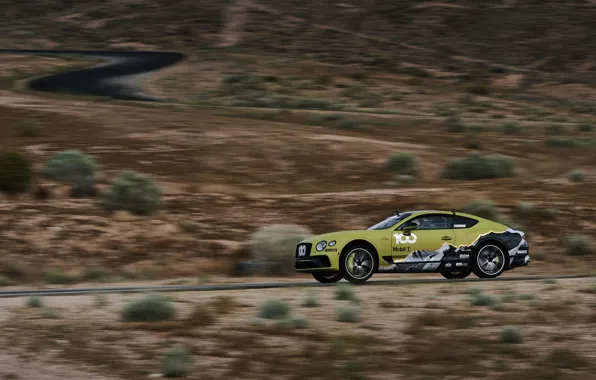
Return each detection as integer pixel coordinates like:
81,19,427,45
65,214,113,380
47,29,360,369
453,216,479,229
410,215,453,230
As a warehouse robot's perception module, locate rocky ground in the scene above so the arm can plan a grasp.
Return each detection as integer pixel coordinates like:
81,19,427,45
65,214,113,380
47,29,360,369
0,277,594,379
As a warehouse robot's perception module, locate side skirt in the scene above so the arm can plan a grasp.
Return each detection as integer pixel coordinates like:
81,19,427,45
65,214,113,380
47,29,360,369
377,260,471,273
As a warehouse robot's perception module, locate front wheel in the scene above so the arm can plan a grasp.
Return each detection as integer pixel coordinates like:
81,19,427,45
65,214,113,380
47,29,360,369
339,245,377,284
441,270,471,280
312,271,343,283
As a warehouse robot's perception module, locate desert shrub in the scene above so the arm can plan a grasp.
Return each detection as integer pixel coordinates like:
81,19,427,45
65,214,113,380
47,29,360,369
444,116,465,133
27,296,43,308
121,293,175,322
568,169,585,182
546,137,575,148
101,170,162,216
42,150,97,182
16,119,41,137
0,151,33,195
259,299,290,319
578,123,593,132
442,153,515,180
337,119,362,130
162,348,193,378
336,305,361,323
301,290,320,308
471,291,500,308
461,199,500,221
500,326,523,344
516,202,537,218
335,283,356,301
565,235,591,256
250,224,312,275
43,269,78,284
385,152,420,177
291,315,309,329
83,267,110,282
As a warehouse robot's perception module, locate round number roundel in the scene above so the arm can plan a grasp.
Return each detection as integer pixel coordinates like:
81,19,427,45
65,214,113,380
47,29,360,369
394,233,417,244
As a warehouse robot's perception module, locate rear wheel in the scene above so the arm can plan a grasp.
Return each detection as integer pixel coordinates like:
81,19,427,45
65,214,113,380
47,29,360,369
312,271,343,283
441,270,471,280
339,244,377,284
472,243,507,278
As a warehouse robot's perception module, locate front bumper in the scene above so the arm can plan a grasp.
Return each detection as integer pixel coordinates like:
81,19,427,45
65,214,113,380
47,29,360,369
295,256,332,270
295,242,333,271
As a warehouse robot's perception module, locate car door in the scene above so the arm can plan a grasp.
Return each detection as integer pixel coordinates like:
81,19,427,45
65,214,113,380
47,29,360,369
391,213,456,263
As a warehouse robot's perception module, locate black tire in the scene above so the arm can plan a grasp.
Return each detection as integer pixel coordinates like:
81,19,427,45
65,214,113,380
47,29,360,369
339,244,377,284
472,242,507,279
312,271,343,283
441,270,472,280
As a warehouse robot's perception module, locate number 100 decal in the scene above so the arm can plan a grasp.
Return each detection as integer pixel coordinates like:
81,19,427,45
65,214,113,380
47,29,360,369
394,233,417,244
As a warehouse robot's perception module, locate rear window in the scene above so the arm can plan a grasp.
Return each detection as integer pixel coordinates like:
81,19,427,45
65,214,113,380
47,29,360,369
453,216,478,229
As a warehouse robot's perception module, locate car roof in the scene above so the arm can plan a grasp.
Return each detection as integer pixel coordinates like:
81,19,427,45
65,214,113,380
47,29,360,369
403,210,481,219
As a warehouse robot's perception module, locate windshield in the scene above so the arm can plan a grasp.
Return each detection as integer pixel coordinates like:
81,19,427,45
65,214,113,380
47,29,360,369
367,212,412,230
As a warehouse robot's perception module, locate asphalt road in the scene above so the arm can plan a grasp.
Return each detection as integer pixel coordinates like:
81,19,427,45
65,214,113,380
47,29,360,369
0,274,589,298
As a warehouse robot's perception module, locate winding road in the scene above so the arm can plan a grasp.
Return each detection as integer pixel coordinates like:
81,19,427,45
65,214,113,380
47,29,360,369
0,49,185,101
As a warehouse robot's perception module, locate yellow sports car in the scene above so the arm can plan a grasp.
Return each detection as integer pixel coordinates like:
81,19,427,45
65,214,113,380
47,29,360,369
295,210,530,284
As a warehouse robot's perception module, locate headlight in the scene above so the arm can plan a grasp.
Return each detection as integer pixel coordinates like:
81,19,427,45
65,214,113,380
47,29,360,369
316,241,327,251
328,240,336,247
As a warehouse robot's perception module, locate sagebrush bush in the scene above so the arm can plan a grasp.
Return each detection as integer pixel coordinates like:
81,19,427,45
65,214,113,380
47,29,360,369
546,137,576,148
461,199,500,221
442,153,515,180
336,305,361,323
259,299,290,319
291,315,309,329
27,296,43,308
471,292,500,308
101,170,162,215
250,224,312,275
335,283,357,301
501,325,523,344
385,152,420,176
121,293,175,322
43,269,78,284
42,150,97,182
83,267,110,282
0,151,32,195
162,348,193,378
568,170,585,182
301,291,320,308
444,116,465,132
565,235,591,256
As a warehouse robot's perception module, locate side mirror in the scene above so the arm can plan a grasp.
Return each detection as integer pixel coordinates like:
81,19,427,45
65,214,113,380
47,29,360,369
402,222,418,232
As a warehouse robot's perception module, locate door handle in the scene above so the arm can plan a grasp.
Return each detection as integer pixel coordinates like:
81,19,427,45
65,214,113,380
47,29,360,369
442,236,452,241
